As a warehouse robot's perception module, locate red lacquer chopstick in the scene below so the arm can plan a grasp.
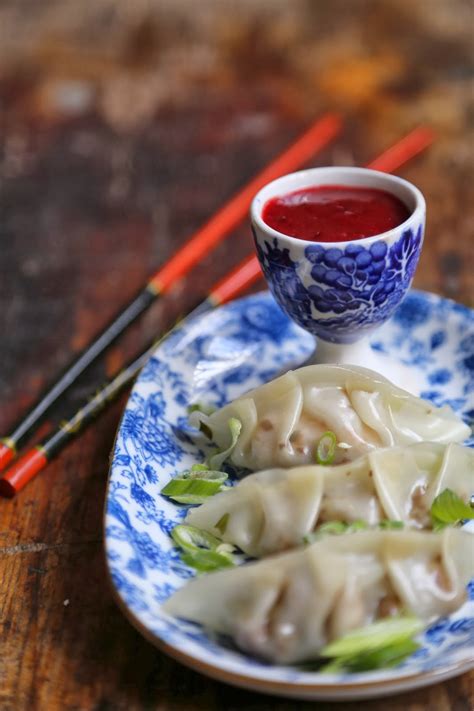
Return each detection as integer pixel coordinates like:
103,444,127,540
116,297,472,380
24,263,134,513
366,126,435,173
0,256,262,498
0,113,342,472
0,125,435,497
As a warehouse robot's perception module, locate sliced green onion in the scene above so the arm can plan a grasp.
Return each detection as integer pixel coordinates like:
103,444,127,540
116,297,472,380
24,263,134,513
346,520,369,533
318,521,349,535
182,468,228,483
216,542,236,555
171,524,222,553
320,637,420,673
378,520,404,530
315,431,337,465
303,521,347,544
181,549,235,572
171,524,235,572
304,519,407,545
161,478,222,504
320,616,423,659
187,402,216,416
208,417,242,470
431,488,474,530
348,638,420,671
161,466,228,504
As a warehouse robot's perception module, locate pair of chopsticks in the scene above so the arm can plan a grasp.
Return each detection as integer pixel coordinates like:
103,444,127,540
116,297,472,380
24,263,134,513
0,113,341,474
0,119,434,497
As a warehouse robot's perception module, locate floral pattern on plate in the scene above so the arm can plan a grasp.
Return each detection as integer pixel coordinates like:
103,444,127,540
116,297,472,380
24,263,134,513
106,289,474,700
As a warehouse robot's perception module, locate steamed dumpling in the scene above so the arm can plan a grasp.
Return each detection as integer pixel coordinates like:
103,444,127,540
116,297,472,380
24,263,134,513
185,443,474,556
164,528,474,664
191,365,470,470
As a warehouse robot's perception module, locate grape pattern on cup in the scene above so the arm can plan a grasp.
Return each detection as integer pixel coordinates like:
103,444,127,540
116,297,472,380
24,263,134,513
254,225,423,344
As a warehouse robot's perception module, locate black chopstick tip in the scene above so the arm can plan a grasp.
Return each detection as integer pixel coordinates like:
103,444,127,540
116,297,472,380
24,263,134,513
0,478,16,499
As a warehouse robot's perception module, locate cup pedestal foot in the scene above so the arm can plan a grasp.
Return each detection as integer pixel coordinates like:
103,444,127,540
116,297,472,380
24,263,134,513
308,336,421,395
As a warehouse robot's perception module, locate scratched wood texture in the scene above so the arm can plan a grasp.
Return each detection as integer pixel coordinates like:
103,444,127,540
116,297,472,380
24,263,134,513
0,1,473,709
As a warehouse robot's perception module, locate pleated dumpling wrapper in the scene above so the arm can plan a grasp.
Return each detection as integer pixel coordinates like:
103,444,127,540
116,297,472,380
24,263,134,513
190,365,471,470
185,443,474,556
163,528,474,664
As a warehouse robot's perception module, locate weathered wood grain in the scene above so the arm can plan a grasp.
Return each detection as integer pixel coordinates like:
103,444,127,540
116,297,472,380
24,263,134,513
0,1,473,709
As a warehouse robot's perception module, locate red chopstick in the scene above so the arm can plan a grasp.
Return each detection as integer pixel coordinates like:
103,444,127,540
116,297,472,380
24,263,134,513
366,126,435,173
150,114,342,293
0,255,263,498
0,125,435,497
214,125,436,298
0,113,342,473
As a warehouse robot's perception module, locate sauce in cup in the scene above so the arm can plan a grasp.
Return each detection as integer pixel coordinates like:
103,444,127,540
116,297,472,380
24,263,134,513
262,185,410,243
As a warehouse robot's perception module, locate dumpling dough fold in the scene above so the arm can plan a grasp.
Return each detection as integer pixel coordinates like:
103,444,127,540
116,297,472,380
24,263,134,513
185,443,474,556
164,529,474,664
191,365,471,470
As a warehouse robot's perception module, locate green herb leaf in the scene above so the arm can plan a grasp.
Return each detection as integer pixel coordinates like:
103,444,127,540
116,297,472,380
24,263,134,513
315,431,337,465
208,417,242,470
320,616,423,660
431,488,474,529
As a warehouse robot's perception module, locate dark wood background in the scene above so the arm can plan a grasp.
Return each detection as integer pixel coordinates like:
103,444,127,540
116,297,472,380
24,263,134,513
0,1,473,709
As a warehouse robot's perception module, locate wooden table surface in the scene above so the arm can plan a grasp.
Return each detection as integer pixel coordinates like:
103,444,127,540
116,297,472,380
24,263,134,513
0,2,473,709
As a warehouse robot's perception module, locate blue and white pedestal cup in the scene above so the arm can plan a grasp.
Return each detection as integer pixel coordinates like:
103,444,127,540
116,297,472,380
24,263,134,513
251,167,426,392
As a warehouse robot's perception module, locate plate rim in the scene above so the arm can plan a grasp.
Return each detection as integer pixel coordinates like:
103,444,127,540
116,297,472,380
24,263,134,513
105,565,474,700
105,288,474,700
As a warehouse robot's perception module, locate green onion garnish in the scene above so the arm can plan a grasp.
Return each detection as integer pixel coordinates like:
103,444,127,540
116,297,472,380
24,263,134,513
180,550,235,572
171,524,236,572
161,477,222,504
161,467,228,504
315,431,337,465
319,616,423,673
190,463,210,472
183,468,228,482
430,488,474,530
321,638,420,673
378,519,404,530
187,403,216,416
303,519,404,545
346,520,369,533
208,417,242,470
171,524,223,552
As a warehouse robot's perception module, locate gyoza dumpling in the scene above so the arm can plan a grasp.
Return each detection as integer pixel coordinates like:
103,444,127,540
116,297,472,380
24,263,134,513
185,443,474,556
164,528,473,664
191,365,470,470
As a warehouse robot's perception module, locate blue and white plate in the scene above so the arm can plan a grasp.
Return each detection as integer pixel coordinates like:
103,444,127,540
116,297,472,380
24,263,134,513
105,289,474,701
